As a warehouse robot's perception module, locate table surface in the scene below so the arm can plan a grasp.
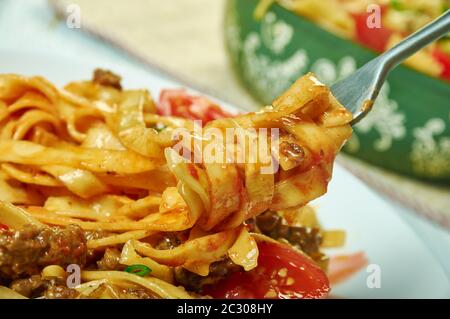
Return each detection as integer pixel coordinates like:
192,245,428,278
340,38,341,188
0,0,449,280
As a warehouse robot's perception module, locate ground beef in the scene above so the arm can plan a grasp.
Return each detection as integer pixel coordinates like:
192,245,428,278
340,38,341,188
9,275,79,299
84,230,112,266
154,232,183,250
97,248,124,271
0,224,87,281
44,284,79,299
255,211,327,265
279,141,305,164
118,288,158,299
9,275,46,298
175,258,242,292
92,69,122,90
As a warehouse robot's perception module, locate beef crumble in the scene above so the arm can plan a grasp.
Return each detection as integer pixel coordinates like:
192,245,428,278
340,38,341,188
10,275,79,299
118,288,158,299
97,248,124,271
154,232,183,250
84,230,113,266
175,258,242,292
92,69,122,90
255,211,328,267
0,224,87,281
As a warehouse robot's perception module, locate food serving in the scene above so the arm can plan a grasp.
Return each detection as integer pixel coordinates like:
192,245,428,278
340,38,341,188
0,69,364,299
259,0,450,81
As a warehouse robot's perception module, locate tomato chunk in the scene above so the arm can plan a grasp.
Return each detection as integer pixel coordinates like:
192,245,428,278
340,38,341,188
352,10,393,52
204,241,330,299
432,47,450,81
158,89,233,124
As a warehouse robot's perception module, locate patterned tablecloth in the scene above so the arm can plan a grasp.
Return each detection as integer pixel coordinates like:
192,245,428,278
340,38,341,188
0,0,449,273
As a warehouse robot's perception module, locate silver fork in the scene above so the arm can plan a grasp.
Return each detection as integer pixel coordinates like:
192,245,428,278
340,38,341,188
331,10,450,125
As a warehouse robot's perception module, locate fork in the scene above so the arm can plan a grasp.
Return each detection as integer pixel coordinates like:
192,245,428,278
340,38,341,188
331,10,450,125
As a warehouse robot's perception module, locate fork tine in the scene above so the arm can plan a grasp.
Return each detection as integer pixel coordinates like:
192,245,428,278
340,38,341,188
331,57,387,125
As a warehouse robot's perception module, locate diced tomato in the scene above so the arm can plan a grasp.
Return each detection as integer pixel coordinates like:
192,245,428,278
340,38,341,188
203,241,330,299
352,9,393,52
0,223,9,231
158,89,233,124
432,47,450,81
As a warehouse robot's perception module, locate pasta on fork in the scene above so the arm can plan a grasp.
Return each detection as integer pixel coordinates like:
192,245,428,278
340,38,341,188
0,70,359,299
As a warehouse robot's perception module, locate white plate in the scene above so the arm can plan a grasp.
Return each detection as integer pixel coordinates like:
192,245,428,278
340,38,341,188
0,50,449,298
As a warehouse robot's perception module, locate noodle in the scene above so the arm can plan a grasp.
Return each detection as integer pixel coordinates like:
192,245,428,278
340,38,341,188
87,230,153,249
0,70,352,299
81,271,192,299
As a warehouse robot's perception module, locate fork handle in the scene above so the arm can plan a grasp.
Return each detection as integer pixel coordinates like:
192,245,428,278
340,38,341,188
381,10,450,69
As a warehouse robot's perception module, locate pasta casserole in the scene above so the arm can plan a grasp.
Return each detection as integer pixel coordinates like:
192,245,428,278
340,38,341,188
0,69,364,299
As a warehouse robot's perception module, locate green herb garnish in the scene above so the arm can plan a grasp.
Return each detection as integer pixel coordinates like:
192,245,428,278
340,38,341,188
124,264,152,277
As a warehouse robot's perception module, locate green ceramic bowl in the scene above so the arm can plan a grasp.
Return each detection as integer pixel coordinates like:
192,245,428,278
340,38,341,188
224,0,450,183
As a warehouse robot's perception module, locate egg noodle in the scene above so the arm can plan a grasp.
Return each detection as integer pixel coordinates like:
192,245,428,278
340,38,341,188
0,70,354,299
